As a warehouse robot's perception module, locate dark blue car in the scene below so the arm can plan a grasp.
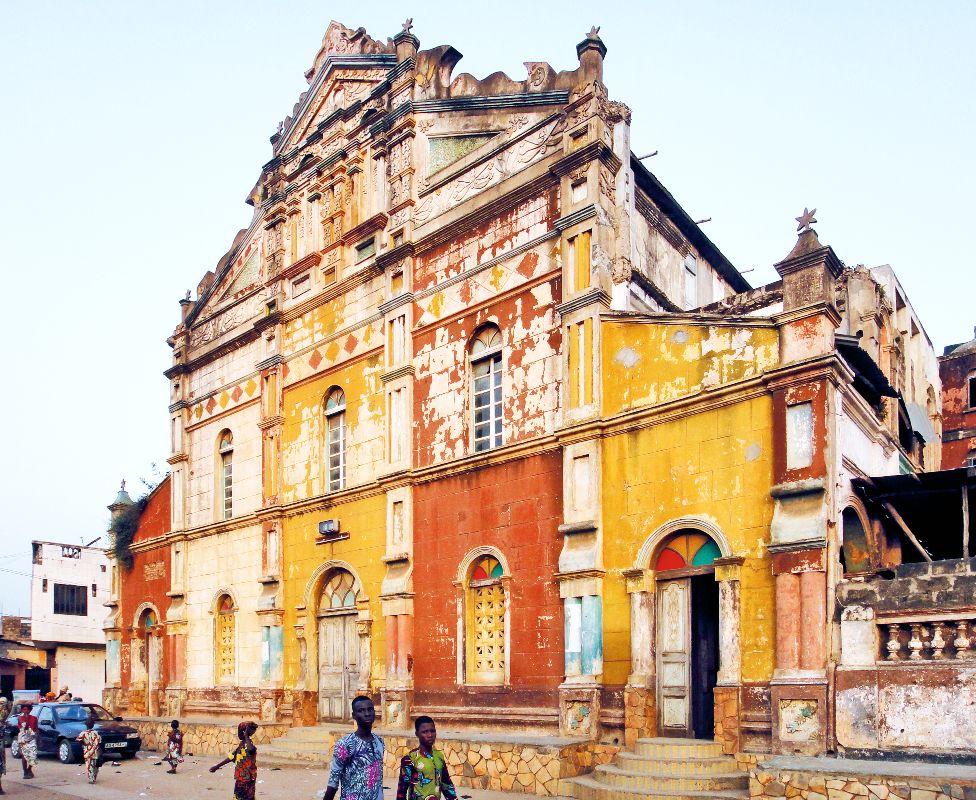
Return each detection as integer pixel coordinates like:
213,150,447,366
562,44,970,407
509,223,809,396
8,703,141,763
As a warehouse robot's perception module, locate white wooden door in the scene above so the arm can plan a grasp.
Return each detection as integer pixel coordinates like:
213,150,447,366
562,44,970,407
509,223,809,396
318,614,359,720
656,578,692,737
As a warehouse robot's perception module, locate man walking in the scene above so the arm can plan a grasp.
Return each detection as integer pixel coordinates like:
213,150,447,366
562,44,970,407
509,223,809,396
323,696,384,800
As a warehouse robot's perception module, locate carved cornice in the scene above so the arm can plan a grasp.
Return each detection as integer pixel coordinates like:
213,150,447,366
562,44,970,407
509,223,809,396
341,213,388,246
255,353,284,371
550,141,621,178
378,292,414,316
375,242,415,270
253,311,281,334
381,365,415,384
280,251,322,281
555,288,611,317
166,453,188,465
257,415,284,431
553,204,597,231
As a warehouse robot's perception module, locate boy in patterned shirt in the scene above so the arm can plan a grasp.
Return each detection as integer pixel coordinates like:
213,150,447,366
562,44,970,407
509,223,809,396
396,716,457,800
324,697,384,800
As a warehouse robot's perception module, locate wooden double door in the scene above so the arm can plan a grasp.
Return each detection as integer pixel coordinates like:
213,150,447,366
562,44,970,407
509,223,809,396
318,613,359,721
656,573,719,739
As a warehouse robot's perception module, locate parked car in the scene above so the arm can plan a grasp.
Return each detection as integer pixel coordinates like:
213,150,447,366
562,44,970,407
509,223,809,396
7,703,141,763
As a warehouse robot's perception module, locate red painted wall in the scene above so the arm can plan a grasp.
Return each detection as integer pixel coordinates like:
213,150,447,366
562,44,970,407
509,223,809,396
940,350,976,469
117,476,172,690
412,452,564,710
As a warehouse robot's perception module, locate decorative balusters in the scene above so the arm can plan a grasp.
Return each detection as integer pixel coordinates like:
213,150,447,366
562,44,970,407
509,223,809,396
886,624,903,660
929,622,947,659
879,618,976,661
954,621,972,658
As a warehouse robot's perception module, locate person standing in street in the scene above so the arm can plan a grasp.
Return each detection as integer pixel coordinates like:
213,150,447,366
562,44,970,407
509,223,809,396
164,719,185,774
396,716,457,800
76,715,102,784
210,721,258,800
323,696,384,800
0,698,9,794
17,702,38,779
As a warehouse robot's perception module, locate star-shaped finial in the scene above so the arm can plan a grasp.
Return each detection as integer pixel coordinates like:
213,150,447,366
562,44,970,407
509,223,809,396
402,18,414,34
795,207,817,232
587,25,601,39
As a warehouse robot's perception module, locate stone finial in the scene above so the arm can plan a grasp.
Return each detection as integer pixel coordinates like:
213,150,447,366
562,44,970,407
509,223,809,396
576,25,607,80
393,17,419,62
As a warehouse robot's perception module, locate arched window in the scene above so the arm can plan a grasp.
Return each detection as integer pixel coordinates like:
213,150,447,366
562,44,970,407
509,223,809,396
215,594,236,683
470,326,502,453
967,449,976,469
465,553,506,685
654,531,722,572
319,570,359,611
138,608,155,674
841,507,871,573
325,388,346,491
217,431,233,519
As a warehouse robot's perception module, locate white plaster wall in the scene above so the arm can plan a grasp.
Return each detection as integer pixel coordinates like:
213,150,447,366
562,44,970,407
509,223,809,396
186,403,262,528
55,646,105,703
187,337,262,401
31,543,110,645
184,526,263,688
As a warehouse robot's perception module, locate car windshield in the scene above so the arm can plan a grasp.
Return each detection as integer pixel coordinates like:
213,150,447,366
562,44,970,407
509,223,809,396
57,705,113,722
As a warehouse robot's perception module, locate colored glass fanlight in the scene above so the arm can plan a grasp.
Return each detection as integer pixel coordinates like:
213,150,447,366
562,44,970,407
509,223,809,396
654,532,721,570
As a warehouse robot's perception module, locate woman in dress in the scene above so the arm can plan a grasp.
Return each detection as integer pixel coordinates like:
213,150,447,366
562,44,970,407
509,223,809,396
0,697,10,794
75,715,102,784
17,702,38,779
210,721,258,800
164,719,184,774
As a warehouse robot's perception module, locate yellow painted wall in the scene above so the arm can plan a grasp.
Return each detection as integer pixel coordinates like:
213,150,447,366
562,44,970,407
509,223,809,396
601,321,779,416
280,493,388,688
600,320,779,685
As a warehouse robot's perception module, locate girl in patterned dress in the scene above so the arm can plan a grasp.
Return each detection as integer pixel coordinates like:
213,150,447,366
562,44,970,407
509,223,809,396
76,716,102,784
164,720,184,774
210,721,258,800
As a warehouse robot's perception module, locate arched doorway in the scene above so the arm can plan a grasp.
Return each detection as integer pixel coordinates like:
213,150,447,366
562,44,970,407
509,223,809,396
317,569,361,721
654,531,721,739
136,607,161,717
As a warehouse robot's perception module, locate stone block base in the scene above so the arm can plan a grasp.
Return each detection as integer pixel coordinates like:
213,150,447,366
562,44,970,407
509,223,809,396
623,685,655,748
714,685,741,755
380,687,413,730
770,681,827,756
559,685,601,738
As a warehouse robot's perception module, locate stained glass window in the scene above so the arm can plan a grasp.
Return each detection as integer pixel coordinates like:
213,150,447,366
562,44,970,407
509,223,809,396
219,431,233,519
466,554,506,684
319,570,358,611
215,594,235,682
654,532,721,571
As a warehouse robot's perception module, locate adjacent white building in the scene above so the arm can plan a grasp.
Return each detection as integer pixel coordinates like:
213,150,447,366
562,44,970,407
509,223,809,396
30,540,110,703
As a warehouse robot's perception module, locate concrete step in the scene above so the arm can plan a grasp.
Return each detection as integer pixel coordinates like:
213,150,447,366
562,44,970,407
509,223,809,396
265,739,331,754
564,775,748,800
633,738,725,759
615,754,739,775
592,765,748,792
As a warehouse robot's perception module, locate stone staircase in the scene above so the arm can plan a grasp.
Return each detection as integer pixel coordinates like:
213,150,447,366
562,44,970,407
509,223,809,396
261,725,336,767
564,738,748,800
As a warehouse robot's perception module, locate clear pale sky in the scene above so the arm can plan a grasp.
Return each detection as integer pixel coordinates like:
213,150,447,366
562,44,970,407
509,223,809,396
0,2,973,615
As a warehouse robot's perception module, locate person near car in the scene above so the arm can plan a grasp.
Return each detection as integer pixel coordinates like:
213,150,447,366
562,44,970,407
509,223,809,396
0,697,10,794
76,715,102,784
56,687,70,702
164,719,184,774
209,720,258,800
17,702,38,779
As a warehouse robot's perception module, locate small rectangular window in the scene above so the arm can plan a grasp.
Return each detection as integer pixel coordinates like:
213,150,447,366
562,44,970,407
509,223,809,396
969,375,976,409
786,402,815,471
291,273,310,298
355,238,376,262
569,231,591,293
53,583,88,616
42,578,48,593
91,583,97,597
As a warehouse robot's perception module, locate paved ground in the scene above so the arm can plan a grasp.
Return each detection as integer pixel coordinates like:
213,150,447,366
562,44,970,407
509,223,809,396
1,751,542,800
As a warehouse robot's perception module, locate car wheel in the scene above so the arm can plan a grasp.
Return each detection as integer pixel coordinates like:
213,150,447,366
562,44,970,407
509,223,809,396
10,738,20,759
58,739,75,764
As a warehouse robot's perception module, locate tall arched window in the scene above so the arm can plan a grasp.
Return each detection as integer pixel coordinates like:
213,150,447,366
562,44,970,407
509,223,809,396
325,388,346,491
215,594,236,683
465,553,506,685
218,431,233,519
840,508,871,574
470,326,502,453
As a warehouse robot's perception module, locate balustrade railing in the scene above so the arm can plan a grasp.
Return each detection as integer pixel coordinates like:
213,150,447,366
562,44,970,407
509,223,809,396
880,618,976,661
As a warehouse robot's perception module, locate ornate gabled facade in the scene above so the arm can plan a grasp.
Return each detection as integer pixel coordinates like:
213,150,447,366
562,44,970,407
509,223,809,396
107,18,963,794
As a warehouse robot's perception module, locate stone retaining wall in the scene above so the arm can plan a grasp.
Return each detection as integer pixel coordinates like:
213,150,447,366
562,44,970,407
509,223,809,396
130,718,289,756
750,758,976,800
